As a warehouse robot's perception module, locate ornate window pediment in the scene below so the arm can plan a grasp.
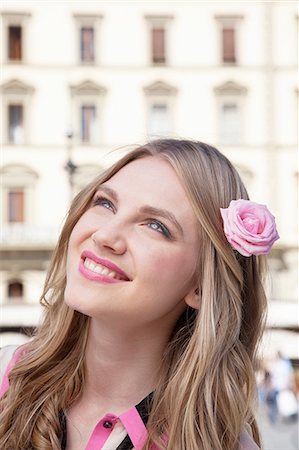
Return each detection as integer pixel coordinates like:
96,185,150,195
214,81,247,96
70,80,107,96
1,79,34,95
1,11,31,20
1,164,38,185
143,81,177,96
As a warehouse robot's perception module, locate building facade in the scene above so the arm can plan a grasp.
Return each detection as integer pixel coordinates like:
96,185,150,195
0,1,298,358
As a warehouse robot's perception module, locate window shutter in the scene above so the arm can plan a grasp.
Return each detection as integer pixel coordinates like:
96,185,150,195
222,28,235,63
8,281,23,298
81,105,96,142
8,190,24,223
8,26,22,60
80,27,95,62
152,27,165,63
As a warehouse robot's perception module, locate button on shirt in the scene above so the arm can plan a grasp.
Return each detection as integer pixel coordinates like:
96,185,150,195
59,394,153,450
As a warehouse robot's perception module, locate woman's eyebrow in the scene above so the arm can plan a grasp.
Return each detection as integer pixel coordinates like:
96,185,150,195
97,185,184,236
139,206,184,236
97,185,118,202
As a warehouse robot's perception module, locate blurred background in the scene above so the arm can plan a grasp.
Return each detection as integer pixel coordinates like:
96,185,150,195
0,1,298,448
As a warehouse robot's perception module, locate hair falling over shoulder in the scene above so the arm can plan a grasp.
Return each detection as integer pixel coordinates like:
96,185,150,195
0,139,267,450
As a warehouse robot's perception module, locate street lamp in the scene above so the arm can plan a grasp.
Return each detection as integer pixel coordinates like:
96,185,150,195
65,130,78,201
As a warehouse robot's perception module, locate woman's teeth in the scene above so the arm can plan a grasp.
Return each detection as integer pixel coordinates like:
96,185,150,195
83,258,122,280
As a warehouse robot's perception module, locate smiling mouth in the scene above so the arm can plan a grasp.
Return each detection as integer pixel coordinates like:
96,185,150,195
82,257,129,281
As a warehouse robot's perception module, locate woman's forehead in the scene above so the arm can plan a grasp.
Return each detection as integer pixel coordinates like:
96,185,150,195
102,157,187,205
98,156,198,234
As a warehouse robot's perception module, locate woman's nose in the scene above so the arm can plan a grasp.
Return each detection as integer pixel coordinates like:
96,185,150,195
91,226,127,255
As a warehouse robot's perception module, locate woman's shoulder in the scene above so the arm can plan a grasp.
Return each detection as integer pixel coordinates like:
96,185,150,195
239,430,260,450
0,345,20,384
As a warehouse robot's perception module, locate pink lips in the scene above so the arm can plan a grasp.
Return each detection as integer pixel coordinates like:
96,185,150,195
79,250,130,284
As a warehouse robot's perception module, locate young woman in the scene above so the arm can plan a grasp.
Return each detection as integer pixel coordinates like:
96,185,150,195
0,139,279,450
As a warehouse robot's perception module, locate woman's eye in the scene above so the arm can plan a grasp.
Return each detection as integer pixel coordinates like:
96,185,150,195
93,196,114,211
147,220,172,239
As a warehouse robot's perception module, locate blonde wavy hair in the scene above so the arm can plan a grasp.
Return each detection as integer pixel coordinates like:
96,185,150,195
0,139,267,450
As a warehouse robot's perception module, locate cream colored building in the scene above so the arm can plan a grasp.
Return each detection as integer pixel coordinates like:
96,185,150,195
0,1,298,358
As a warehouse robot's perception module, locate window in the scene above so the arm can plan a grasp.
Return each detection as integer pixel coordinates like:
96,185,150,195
152,27,165,64
80,27,95,62
8,189,25,223
219,103,241,144
8,280,23,300
70,81,106,145
148,103,170,136
8,25,22,60
222,27,235,63
145,15,173,65
215,15,243,65
1,164,38,227
1,79,34,145
1,12,31,63
81,104,96,143
74,14,103,64
144,81,177,139
8,104,24,144
214,81,247,145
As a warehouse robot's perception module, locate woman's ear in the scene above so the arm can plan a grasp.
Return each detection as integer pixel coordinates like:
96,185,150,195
184,287,200,310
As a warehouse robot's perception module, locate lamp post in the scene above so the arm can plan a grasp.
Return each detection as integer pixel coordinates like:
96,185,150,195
65,130,77,201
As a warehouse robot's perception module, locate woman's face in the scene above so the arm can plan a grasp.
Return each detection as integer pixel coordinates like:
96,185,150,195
65,156,199,331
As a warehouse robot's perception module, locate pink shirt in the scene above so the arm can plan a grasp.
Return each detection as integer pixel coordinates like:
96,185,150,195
0,346,259,450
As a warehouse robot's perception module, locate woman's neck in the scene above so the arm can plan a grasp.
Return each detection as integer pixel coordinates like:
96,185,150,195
81,318,168,412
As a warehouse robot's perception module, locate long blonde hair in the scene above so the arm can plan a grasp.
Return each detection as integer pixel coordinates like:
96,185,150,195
0,139,267,449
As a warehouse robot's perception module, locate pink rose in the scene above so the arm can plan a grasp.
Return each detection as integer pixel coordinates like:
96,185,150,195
220,199,279,257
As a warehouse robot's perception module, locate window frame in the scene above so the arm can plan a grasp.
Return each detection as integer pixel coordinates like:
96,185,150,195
145,15,174,66
215,15,243,66
1,79,34,145
1,164,38,226
143,81,177,139
1,12,31,64
214,81,247,146
70,81,107,145
73,14,103,65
